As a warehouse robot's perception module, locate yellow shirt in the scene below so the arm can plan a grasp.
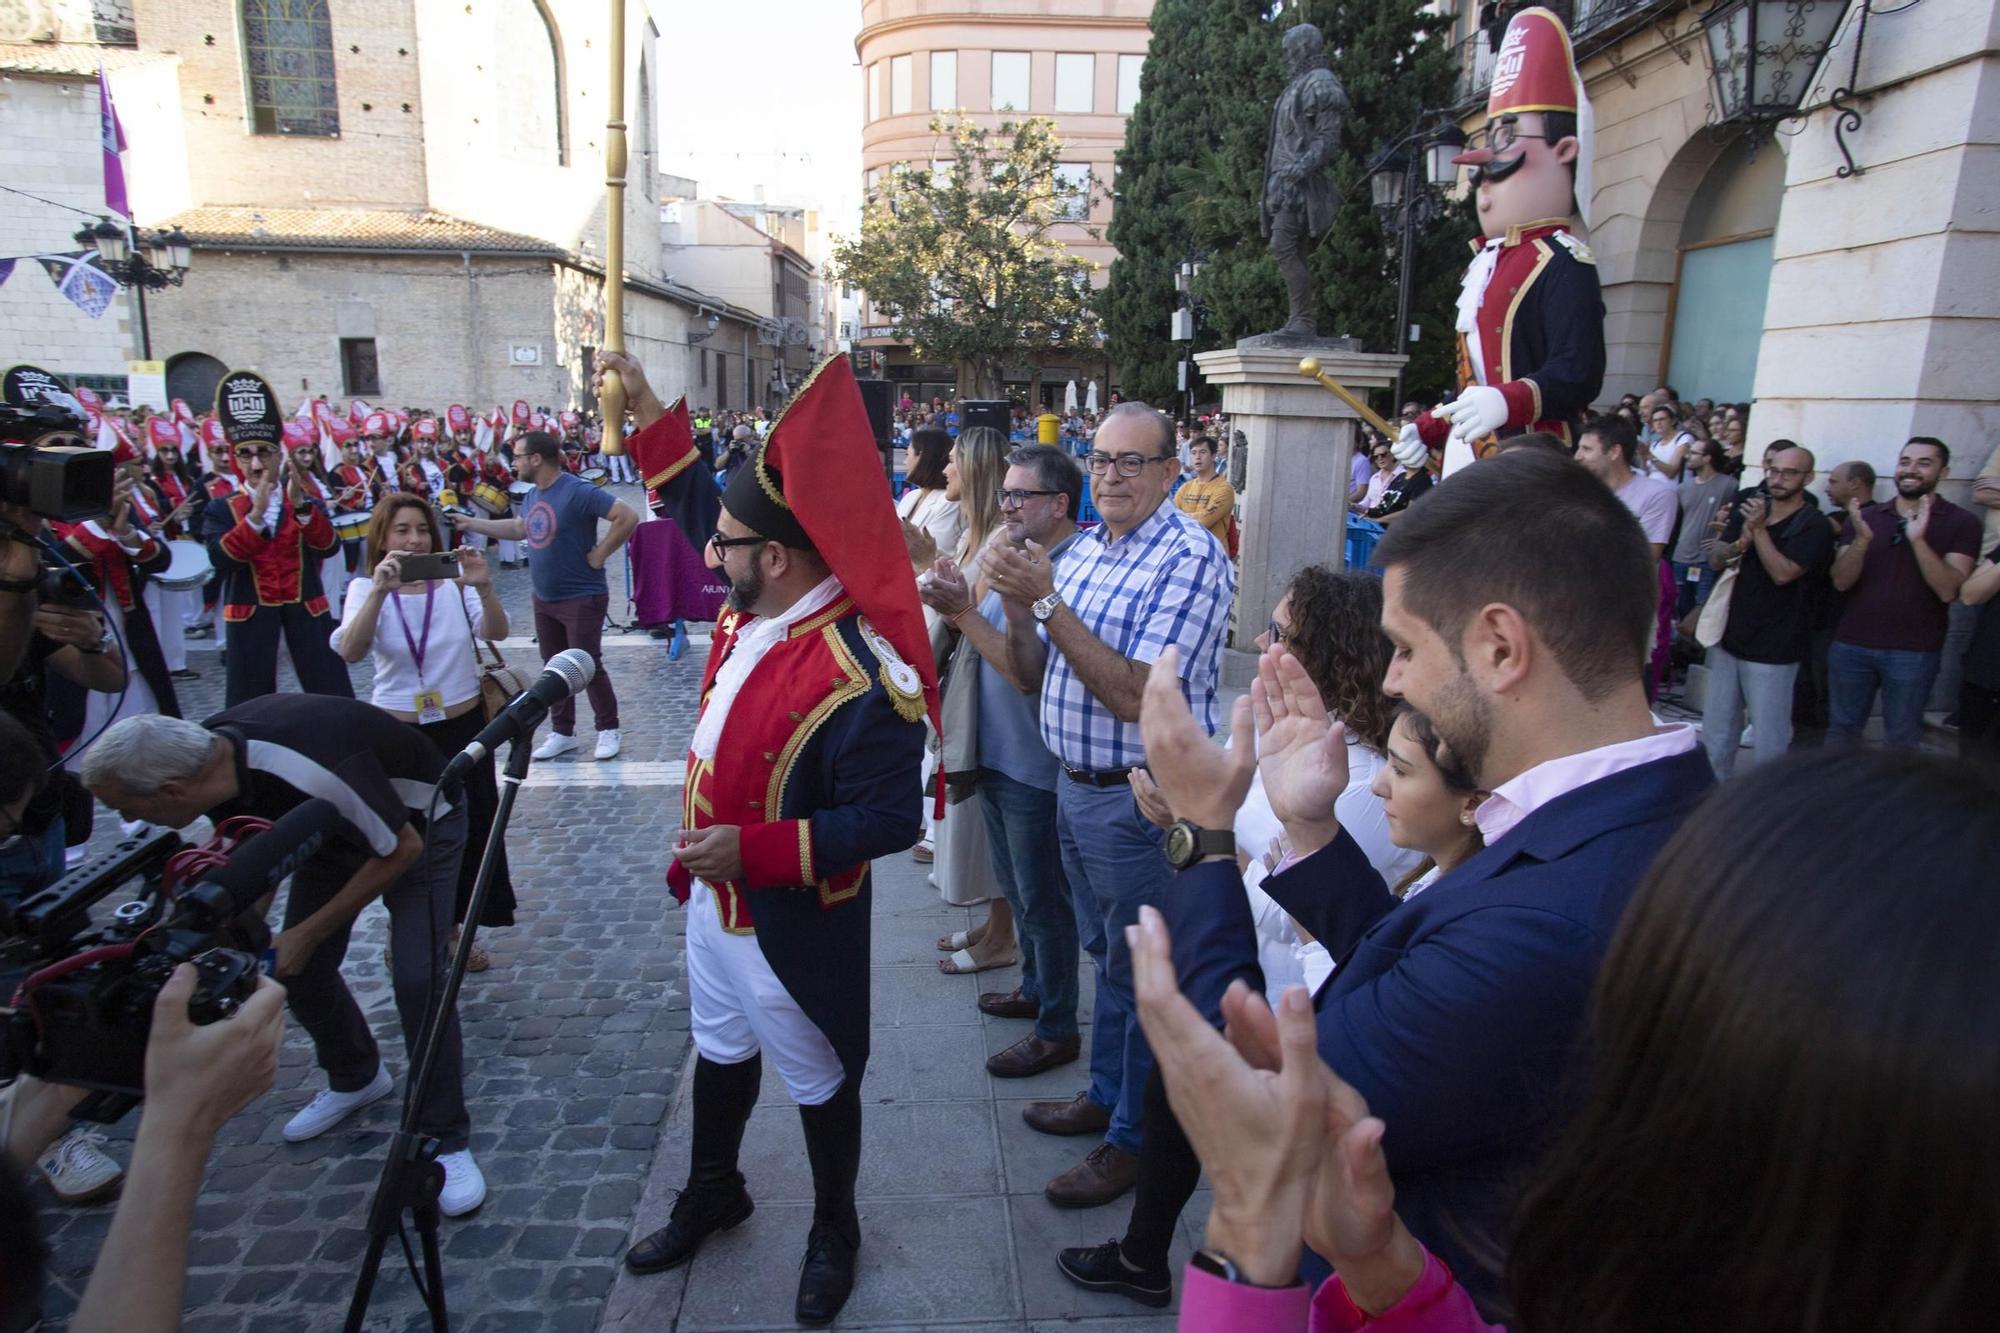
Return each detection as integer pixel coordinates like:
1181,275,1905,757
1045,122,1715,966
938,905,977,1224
1175,475,1235,545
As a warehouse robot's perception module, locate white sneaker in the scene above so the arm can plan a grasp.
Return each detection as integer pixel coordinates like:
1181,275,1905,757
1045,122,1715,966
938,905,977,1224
532,731,580,761
283,1065,394,1142
593,729,622,760
38,1128,123,1205
437,1149,487,1216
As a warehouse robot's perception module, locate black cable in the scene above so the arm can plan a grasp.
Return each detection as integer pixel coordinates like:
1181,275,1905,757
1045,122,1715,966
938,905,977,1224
33,534,130,774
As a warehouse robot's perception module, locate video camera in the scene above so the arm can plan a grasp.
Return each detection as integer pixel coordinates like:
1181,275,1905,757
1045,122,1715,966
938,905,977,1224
0,799,335,1120
1,365,115,522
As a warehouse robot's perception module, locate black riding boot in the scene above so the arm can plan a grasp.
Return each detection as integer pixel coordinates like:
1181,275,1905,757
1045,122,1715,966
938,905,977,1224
794,1077,863,1325
623,1053,762,1274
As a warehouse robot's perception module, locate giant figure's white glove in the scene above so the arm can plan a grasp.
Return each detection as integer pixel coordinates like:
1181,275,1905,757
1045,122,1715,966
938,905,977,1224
1391,423,1430,471
1433,385,1510,443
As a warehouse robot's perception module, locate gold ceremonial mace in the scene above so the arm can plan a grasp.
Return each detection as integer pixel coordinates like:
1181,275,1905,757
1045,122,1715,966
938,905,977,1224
1297,356,1398,441
595,0,628,455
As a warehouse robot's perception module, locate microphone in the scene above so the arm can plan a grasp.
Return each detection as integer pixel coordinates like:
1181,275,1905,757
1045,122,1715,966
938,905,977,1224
176,798,338,928
439,648,596,790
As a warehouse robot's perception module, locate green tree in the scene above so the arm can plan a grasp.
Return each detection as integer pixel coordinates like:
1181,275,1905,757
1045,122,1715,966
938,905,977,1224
1109,0,1467,404
1295,0,1466,401
830,116,1101,399
1101,0,1283,407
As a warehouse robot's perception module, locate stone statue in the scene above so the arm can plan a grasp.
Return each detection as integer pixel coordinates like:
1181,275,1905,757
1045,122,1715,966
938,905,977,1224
1258,24,1349,342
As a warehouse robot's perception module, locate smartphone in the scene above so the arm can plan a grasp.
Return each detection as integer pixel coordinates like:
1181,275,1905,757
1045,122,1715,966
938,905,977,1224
394,551,461,582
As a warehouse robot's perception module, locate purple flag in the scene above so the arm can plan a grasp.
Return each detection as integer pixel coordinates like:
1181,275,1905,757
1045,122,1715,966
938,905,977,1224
98,65,129,220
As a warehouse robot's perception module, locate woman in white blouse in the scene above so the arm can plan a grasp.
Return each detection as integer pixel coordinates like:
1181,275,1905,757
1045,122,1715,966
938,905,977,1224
333,494,514,970
897,426,964,865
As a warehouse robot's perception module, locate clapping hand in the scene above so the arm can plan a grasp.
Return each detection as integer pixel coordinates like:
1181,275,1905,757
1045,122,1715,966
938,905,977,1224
1132,910,1429,1314
1738,495,1768,537
1253,650,1348,858
901,518,939,570
1906,494,1933,544
918,556,970,616
985,539,1056,607
1138,647,1255,832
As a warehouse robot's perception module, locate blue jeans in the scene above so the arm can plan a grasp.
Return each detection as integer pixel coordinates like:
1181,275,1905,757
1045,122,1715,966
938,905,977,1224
1826,641,1940,748
1701,647,1798,778
1671,560,1716,618
978,769,1078,1043
0,817,65,904
1055,775,1175,1156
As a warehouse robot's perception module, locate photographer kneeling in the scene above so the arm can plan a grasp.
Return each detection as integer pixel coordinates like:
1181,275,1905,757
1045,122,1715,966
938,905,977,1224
0,963,285,1332
79,700,486,1216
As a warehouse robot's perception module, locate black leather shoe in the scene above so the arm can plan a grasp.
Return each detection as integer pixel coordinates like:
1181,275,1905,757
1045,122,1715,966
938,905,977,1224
794,1219,859,1325
623,1184,754,1274
1056,1239,1172,1308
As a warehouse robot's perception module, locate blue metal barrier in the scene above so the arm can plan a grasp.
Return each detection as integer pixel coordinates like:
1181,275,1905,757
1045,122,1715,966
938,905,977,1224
1345,514,1386,573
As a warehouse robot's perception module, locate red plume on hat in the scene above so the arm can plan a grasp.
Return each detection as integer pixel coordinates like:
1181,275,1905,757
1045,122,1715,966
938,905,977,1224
109,421,140,465
730,357,937,734
146,418,179,452
329,418,357,445
413,417,438,440
364,411,390,438
447,404,471,434
282,420,316,450
512,399,531,425
348,400,369,426
171,398,193,424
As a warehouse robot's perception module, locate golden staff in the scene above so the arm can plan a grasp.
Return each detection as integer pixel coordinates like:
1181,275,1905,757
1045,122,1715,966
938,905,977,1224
1297,356,1397,441
596,0,628,455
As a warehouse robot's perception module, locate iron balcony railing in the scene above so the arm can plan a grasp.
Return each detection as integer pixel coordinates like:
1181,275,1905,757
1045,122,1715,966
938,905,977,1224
1449,0,1691,108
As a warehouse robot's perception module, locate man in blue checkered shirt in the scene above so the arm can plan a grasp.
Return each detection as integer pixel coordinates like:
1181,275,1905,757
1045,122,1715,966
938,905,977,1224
985,402,1235,1208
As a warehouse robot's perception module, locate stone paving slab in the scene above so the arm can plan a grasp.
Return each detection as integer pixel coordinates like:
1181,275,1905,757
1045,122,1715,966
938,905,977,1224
604,852,1205,1331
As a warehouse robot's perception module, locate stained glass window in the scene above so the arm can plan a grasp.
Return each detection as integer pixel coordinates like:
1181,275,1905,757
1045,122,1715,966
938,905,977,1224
241,0,339,137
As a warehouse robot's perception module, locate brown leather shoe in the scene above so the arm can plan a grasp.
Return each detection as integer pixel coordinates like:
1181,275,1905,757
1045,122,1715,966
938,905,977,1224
1022,1092,1111,1137
986,1033,1081,1078
1045,1141,1139,1208
978,988,1037,1019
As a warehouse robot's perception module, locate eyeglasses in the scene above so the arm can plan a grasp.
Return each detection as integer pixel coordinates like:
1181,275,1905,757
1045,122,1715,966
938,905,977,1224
233,445,275,459
1765,466,1809,480
707,532,768,553
1084,452,1172,477
995,488,1060,509
1471,116,1555,156
1266,619,1289,646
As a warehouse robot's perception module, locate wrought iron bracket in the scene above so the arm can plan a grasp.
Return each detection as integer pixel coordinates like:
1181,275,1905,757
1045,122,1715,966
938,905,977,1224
1824,0,1878,177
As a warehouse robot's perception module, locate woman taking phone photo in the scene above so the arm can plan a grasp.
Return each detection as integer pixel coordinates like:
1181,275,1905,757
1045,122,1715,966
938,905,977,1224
332,494,516,969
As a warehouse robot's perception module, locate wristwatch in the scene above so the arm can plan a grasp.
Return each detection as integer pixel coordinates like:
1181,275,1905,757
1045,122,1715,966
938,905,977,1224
1165,819,1235,870
1190,1248,1290,1288
1031,589,1063,622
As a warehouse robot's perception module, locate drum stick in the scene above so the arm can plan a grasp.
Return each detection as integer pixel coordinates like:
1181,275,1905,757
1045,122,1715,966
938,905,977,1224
1297,357,1399,440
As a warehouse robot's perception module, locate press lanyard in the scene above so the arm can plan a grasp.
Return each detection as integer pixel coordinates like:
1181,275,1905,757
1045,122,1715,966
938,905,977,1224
389,580,437,686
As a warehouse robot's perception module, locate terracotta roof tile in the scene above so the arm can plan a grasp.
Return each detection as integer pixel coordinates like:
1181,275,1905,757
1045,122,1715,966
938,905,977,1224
158,206,562,256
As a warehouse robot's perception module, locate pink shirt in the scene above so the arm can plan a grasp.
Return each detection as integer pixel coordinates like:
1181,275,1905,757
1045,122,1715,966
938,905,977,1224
1180,1250,1498,1332
1473,724,1698,846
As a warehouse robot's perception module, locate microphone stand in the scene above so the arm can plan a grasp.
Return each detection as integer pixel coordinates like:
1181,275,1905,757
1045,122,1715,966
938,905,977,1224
343,734,534,1332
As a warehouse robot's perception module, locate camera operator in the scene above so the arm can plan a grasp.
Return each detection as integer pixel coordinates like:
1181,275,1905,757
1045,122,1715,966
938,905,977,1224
78,698,487,1216
0,962,285,1333
0,507,127,899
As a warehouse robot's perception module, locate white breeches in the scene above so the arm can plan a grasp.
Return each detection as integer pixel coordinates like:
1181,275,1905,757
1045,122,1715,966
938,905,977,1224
686,879,843,1105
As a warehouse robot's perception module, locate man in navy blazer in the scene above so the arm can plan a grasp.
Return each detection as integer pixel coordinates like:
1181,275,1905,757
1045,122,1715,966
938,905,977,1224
1110,450,1715,1318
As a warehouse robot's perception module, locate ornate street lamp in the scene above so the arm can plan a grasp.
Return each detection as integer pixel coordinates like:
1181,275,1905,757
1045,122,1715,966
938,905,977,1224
1702,0,1852,122
1367,118,1465,405
72,217,195,360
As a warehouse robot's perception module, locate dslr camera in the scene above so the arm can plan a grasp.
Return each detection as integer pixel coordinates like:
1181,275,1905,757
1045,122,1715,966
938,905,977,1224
0,800,331,1119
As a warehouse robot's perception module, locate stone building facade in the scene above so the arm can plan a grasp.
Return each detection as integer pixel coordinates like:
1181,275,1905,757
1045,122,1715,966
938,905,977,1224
1,0,775,416
853,0,1153,405
1443,0,1998,494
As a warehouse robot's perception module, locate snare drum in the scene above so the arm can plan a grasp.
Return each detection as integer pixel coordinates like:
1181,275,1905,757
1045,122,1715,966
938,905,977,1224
332,507,374,541
439,487,461,511
472,481,511,516
157,539,212,592
580,466,610,488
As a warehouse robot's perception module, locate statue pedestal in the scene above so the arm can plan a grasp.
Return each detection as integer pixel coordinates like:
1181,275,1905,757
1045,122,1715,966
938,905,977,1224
1195,343,1406,659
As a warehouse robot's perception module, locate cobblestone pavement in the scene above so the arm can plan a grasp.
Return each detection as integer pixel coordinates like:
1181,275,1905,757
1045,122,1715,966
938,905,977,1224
37,483,715,1331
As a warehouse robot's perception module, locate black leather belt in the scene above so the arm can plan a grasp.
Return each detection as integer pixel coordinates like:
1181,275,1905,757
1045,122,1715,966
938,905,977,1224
1061,764,1135,788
